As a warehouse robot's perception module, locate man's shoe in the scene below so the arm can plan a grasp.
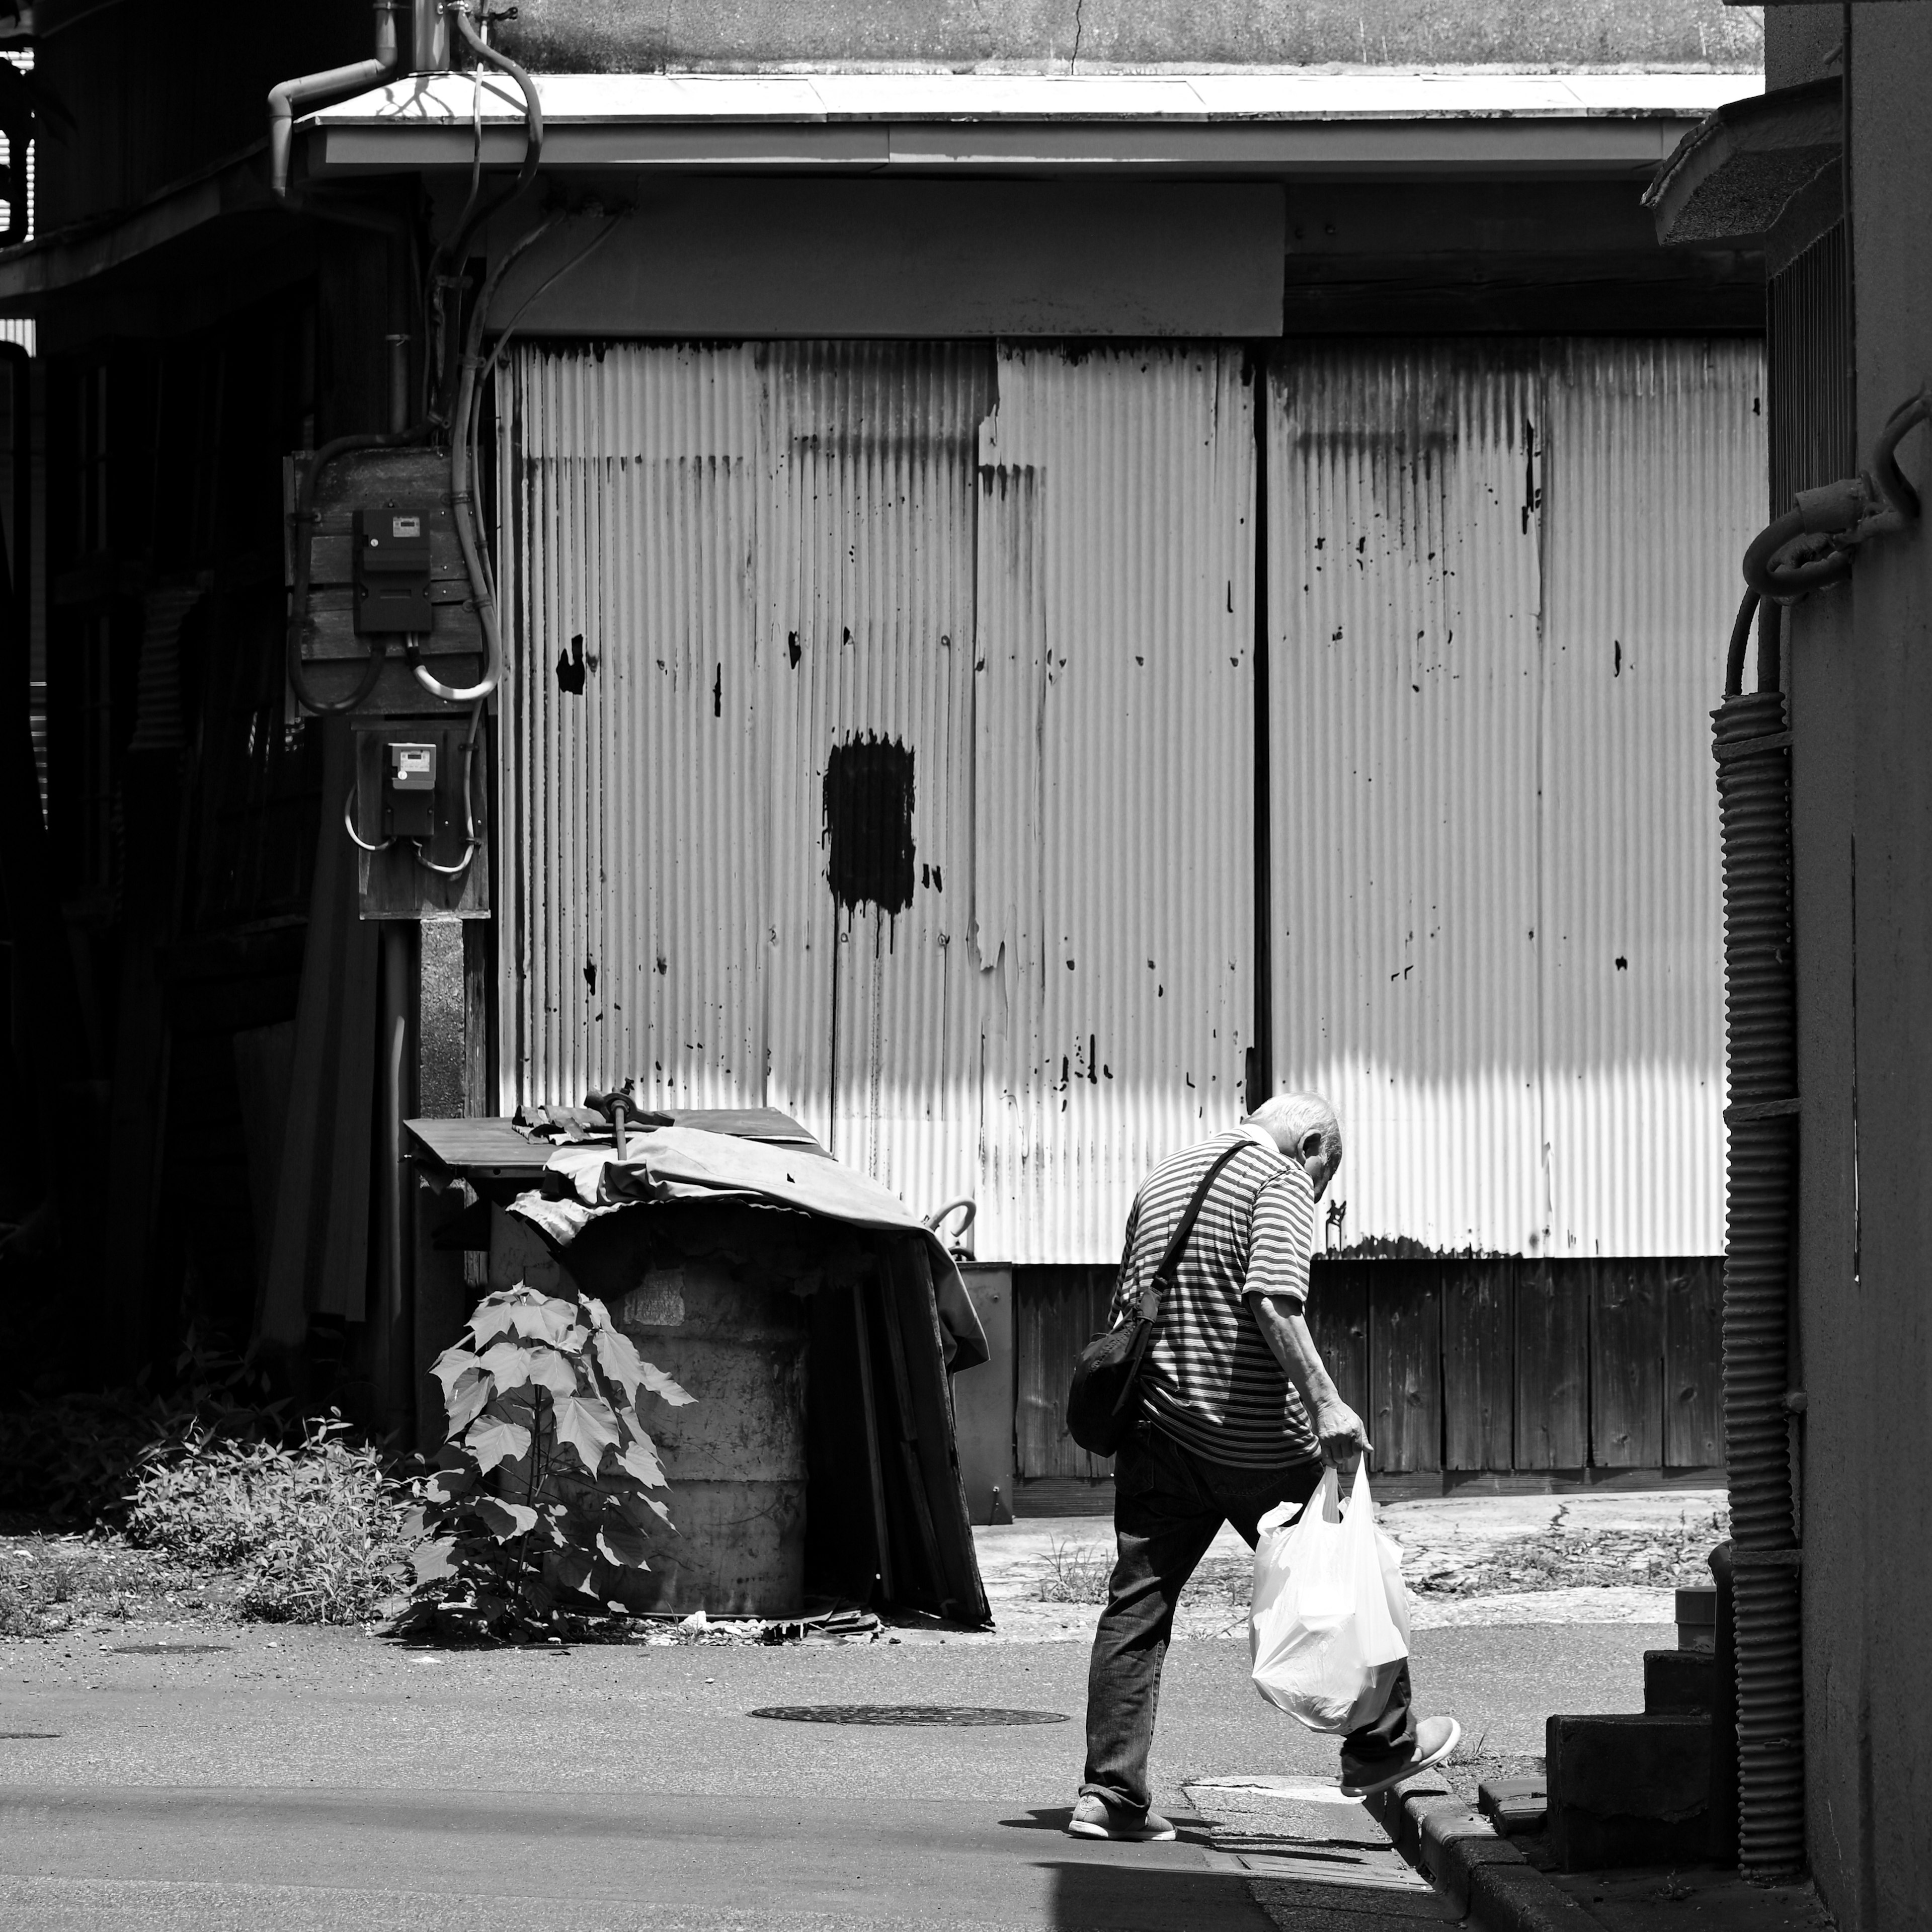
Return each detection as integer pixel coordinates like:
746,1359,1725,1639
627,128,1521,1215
1339,1716,1463,1799
1066,1794,1178,1841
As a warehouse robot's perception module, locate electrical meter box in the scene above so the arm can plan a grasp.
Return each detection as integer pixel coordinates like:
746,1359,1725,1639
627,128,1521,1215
352,504,436,635
384,741,438,839
350,720,490,921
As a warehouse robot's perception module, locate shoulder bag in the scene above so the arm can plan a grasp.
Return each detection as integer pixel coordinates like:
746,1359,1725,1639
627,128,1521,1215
1064,1139,1249,1457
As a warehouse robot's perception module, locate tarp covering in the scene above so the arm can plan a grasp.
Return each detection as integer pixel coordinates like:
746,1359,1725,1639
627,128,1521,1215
508,1126,990,1372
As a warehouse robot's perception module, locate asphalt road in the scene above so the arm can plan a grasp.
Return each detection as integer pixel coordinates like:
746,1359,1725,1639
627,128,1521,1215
0,1620,1668,1929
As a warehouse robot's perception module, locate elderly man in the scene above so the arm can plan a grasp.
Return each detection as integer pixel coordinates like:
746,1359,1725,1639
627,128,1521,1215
1069,1092,1461,1842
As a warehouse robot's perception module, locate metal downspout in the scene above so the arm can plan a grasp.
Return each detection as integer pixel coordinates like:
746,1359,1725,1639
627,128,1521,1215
267,1,402,203
1711,590,1805,1877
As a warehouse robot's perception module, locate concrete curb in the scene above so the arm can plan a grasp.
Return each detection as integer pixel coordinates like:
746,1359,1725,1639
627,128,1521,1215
1365,1784,1597,1931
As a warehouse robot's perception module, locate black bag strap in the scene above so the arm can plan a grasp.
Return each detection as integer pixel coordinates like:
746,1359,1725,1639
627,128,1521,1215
1111,1137,1252,1418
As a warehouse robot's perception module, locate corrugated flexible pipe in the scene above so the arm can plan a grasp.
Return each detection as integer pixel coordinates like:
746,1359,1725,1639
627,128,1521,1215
1712,588,1804,1878
1715,386,1926,1878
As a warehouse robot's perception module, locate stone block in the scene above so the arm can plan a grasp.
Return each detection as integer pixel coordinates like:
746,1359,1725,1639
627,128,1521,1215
1545,1713,1710,1871
1644,1646,1717,1715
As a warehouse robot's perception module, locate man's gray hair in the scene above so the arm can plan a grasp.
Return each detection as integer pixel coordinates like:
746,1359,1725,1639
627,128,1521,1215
1246,1090,1342,1165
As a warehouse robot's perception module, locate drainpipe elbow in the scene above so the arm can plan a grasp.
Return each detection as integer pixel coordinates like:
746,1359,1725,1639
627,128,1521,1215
269,1,402,203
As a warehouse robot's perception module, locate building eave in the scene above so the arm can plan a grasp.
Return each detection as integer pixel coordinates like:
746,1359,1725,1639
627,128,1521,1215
306,68,1763,179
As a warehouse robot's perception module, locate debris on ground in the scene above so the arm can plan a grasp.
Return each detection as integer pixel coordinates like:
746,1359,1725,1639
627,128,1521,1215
0,1531,238,1637
1031,1503,1731,1606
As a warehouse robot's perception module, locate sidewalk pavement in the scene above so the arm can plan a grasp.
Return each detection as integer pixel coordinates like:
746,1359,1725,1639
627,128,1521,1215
1,1612,1671,1929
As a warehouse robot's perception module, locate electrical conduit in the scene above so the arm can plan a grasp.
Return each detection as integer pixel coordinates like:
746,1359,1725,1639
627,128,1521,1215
1716,390,1928,1877
1712,597,1804,1879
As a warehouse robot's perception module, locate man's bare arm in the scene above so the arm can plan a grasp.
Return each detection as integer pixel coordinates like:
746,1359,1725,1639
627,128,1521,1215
1250,1295,1373,1468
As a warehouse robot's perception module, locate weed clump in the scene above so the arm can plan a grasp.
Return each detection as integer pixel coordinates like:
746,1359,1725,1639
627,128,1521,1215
124,1419,408,1625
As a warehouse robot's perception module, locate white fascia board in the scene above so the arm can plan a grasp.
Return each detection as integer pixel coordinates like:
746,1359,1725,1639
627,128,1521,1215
306,68,1764,176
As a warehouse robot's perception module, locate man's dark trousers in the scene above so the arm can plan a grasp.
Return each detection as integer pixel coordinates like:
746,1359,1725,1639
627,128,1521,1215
1081,1419,1417,1816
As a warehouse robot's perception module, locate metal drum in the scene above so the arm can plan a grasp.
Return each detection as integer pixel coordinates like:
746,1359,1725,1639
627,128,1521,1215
558,1206,812,1618
614,1256,809,1616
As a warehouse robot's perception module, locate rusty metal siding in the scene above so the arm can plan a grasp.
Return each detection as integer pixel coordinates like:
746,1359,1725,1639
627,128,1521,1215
502,340,1255,1261
500,344,769,1116
1538,338,1761,1259
1267,338,1760,1259
756,344,995,1221
974,344,1257,1262
1268,342,1547,1255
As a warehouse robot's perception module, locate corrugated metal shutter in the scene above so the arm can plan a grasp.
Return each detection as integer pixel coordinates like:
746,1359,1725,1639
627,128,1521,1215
500,341,1254,1261
1538,339,1760,1257
973,345,1256,1261
1268,338,1762,1259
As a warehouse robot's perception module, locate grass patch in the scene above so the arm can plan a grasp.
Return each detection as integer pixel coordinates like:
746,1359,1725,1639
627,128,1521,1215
1033,1539,1114,1604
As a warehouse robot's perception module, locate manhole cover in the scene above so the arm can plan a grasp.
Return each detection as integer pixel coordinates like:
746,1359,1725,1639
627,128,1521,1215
750,1704,1069,1727
0,1732,59,1740
111,1644,232,1656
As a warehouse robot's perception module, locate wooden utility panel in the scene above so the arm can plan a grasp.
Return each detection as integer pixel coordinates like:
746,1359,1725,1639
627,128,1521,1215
290,448,484,715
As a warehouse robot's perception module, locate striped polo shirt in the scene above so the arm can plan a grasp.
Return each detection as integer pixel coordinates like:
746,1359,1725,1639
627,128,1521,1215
1109,1125,1320,1469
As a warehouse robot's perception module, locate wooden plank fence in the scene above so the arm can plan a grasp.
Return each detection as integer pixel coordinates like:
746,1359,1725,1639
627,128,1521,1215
1012,1256,1725,1495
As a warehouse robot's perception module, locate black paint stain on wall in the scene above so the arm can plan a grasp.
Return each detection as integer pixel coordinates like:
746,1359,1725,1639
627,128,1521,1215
822,734,916,917
556,634,588,694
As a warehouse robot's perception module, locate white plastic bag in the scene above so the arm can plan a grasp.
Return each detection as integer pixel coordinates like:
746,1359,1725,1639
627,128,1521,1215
1249,1461,1412,1733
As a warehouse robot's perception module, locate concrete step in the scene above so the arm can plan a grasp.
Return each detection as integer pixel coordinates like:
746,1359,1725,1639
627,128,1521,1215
1644,1645,1717,1715
1546,1712,1711,1871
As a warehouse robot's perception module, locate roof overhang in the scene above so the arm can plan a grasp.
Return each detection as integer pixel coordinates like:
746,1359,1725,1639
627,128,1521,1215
1643,75,1838,246
305,69,1763,180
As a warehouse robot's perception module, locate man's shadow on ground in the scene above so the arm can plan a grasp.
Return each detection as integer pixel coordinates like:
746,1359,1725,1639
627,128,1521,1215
997,1809,1275,1931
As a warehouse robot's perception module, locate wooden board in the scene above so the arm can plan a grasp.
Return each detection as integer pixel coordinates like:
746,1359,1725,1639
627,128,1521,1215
1441,1258,1514,1472
404,1107,825,1179
1014,1265,1113,1482
1306,1260,1370,1419
1589,1260,1666,1467
1662,1258,1725,1469
1514,1259,1589,1469
1367,1262,1441,1474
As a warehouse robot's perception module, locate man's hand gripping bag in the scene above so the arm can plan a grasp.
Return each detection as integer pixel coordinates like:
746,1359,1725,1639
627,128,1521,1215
1249,1462,1411,1733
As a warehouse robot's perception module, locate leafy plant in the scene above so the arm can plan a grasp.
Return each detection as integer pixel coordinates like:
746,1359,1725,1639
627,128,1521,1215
124,1416,408,1624
395,1283,692,1644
